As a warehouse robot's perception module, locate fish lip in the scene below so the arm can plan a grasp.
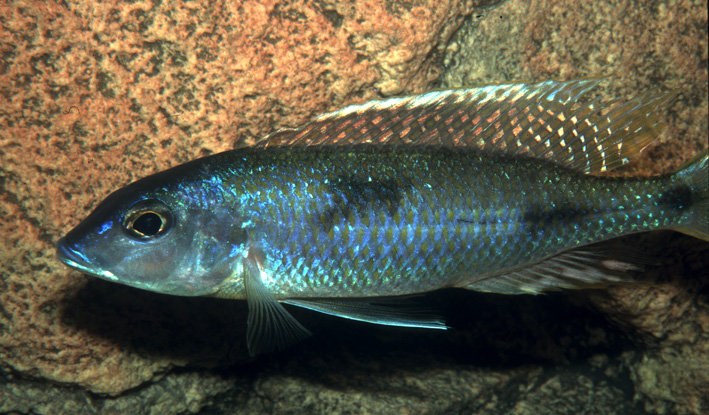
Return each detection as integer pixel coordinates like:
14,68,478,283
55,238,118,281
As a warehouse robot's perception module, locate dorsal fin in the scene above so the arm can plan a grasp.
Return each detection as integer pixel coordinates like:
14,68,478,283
256,79,674,174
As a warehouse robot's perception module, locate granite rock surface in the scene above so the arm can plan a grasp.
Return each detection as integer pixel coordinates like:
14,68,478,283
0,0,478,396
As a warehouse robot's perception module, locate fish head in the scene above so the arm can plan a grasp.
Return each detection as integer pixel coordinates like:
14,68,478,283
56,171,249,297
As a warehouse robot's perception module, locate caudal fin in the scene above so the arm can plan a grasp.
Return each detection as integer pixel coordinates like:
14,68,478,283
672,150,708,240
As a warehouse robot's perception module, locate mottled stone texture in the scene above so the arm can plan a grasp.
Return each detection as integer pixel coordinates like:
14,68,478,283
0,0,707,414
0,0,476,396
443,1,709,413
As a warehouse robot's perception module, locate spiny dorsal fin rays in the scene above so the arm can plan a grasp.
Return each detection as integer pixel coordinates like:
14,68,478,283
257,80,594,148
256,79,674,174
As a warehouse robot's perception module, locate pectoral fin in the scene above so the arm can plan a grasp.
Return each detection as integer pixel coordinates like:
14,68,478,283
283,297,448,330
243,253,311,356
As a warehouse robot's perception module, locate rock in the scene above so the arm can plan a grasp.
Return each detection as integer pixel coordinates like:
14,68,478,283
0,0,478,399
443,0,709,413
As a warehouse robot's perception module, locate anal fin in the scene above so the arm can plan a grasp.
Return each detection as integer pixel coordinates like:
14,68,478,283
464,245,645,295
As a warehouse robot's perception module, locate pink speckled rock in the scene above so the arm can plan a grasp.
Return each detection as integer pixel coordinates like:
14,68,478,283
0,0,476,395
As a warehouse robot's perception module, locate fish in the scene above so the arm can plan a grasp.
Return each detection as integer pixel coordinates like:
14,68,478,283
56,79,709,355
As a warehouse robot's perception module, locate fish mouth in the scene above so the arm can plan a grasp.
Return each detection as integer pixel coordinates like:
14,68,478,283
55,238,118,281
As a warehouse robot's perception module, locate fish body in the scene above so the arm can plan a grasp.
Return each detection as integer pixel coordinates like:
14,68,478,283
56,80,709,354
178,145,697,298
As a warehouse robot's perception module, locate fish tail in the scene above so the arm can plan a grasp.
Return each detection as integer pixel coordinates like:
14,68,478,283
671,149,708,240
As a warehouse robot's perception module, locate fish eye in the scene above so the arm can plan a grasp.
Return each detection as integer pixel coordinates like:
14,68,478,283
123,201,174,240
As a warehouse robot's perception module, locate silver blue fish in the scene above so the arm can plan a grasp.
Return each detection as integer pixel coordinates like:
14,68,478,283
56,79,709,355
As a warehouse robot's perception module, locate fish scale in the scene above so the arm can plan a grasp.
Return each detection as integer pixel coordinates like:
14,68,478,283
217,146,682,299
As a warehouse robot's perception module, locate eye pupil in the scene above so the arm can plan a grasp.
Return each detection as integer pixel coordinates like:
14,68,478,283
132,212,164,236
123,201,174,240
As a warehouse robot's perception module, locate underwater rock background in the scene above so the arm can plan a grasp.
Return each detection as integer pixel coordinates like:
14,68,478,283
0,0,707,414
